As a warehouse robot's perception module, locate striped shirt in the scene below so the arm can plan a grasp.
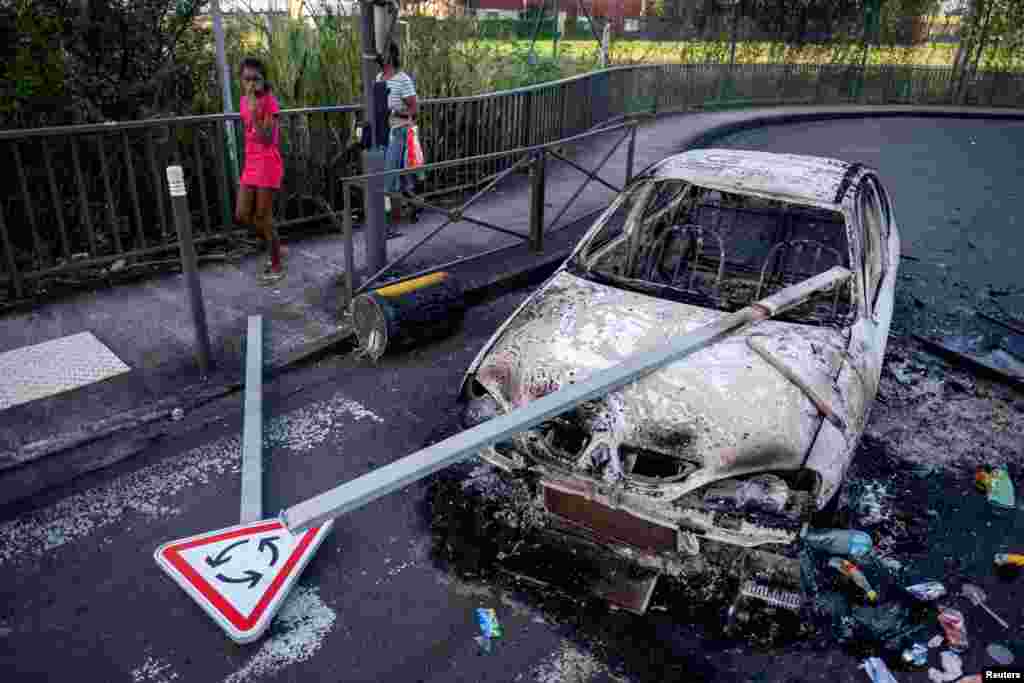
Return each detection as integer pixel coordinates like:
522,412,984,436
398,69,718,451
385,71,416,127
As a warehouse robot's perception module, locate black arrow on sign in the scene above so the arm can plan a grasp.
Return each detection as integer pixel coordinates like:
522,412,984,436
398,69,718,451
215,570,262,589
258,537,280,567
205,539,249,568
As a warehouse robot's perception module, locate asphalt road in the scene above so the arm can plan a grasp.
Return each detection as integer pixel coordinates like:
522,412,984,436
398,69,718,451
2,117,1024,683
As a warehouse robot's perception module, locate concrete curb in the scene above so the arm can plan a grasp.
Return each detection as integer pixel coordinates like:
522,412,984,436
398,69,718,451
3,104,1022,509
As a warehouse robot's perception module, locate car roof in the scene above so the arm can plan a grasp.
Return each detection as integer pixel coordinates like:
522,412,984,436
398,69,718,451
647,149,863,206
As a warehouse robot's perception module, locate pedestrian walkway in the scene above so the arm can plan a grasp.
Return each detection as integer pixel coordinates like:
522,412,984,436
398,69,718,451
2,104,1018,505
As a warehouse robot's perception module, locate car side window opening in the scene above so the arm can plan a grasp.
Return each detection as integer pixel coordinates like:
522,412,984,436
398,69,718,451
576,179,855,326
858,179,886,309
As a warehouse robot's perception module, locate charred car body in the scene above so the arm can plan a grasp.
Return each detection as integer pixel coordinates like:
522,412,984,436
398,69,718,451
458,149,900,613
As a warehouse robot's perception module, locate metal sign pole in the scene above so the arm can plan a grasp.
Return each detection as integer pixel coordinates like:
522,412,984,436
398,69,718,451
166,166,212,377
241,316,263,523
279,267,852,534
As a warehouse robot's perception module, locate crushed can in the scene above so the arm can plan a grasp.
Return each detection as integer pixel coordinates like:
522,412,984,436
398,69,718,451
905,581,947,602
937,607,968,652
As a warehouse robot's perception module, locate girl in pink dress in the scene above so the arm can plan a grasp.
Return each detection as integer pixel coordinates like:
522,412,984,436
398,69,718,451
235,57,285,284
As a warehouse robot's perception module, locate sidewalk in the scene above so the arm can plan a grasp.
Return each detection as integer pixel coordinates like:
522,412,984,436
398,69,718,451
2,104,1020,506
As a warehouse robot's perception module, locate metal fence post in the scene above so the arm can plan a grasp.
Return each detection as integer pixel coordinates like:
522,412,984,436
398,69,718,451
528,152,546,253
166,165,212,378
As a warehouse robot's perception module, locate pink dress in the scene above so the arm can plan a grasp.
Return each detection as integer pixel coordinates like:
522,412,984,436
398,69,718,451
239,92,283,189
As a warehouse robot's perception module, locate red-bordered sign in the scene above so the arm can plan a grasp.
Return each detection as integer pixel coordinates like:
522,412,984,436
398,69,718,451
154,519,332,643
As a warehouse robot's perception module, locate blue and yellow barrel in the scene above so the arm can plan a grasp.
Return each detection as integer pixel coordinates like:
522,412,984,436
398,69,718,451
352,272,466,360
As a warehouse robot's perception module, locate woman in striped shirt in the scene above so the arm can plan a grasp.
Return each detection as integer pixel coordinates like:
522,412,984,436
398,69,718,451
378,44,420,223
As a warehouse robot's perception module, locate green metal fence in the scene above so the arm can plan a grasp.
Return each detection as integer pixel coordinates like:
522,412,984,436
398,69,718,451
0,61,1022,302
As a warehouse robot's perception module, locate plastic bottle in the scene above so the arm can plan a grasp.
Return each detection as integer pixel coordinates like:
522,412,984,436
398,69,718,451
828,557,878,602
904,580,947,602
994,553,1024,568
801,527,873,557
937,607,969,652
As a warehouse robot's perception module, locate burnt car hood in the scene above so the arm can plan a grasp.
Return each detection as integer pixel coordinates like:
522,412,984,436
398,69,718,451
471,270,852,490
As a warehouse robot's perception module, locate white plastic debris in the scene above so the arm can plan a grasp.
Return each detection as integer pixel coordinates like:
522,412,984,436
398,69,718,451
987,643,1015,666
861,657,899,683
928,634,944,649
171,408,185,421
928,651,963,683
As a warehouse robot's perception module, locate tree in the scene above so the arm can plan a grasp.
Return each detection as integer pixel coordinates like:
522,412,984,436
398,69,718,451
1,0,214,128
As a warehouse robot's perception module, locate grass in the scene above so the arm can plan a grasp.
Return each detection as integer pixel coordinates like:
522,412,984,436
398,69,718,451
475,39,971,68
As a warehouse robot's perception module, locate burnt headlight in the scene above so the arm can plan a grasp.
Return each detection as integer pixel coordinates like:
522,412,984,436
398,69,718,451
703,474,790,515
463,380,501,429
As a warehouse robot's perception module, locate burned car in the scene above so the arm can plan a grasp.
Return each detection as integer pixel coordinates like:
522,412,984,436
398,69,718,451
458,149,900,614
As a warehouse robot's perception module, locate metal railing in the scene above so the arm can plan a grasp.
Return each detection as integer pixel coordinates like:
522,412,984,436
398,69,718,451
1,62,1022,303
337,118,641,310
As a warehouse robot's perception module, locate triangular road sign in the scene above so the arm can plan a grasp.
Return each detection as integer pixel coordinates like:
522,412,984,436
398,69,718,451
154,518,333,644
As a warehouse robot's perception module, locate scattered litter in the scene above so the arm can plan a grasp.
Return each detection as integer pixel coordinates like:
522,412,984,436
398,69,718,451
171,408,184,421
802,528,873,557
110,258,127,273
960,583,1009,629
905,581,946,602
994,553,1024,568
937,608,968,653
861,657,899,683
901,643,928,667
976,466,1017,511
987,642,1015,666
829,557,878,602
928,635,944,649
854,482,891,526
474,607,502,653
927,651,962,683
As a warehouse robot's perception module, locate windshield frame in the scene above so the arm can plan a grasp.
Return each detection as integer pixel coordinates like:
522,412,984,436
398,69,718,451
566,178,860,328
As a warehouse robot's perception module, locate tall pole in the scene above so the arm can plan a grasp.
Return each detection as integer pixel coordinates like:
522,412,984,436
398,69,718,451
552,0,560,60
211,0,241,190
361,0,388,278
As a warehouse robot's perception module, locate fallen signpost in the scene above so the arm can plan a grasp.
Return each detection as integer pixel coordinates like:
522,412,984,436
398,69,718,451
153,316,333,644
278,266,853,535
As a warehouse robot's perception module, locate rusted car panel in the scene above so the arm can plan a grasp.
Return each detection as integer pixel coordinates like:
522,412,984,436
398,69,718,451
459,149,900,606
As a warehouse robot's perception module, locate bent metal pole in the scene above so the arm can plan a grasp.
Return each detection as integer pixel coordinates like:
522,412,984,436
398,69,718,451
279,266,853,535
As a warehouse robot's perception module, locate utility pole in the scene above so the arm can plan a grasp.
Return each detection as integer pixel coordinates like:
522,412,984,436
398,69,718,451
211,0,241,190
552,0,560,60
361,0,388,276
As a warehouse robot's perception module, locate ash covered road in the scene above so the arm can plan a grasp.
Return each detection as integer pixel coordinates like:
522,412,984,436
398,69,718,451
1,117,1023,683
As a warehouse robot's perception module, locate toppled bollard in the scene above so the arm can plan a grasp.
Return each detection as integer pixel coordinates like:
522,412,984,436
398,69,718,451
937,608,968,653
994,553,1024,568
975,466,1016,511
829,557,878,603
802,527,873,558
